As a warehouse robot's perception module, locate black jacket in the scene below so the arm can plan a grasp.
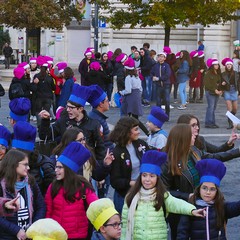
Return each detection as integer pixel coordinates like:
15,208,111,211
177,201,240,240
110,139,150,197
38,110,106,161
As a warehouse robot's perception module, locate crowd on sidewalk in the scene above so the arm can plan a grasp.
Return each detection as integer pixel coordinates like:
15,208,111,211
0,40,239,240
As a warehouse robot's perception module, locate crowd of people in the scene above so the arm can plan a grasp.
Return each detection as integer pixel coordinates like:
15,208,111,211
0,41,239,240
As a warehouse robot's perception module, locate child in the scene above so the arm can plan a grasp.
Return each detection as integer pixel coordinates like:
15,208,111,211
177,158,240,239
121,150,205,240
146,106,169,150
87,198,121,240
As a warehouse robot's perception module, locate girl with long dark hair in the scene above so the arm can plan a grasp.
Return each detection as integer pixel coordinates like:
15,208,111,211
0,149,46,240
45,141,98,239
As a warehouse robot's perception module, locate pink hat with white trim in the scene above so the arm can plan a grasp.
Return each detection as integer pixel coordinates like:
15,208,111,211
198,51,204,58
29,57,37,64
190,50,198,59
18,62,30,69
221,57,233,66
206,58,219,68
124,57,135,70
115,53,127,63
163,46,171,55
45,56,54,64
57,62,68,74
175,52,181,59
13,67,25,80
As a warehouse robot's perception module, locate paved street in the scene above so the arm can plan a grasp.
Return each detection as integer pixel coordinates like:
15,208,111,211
1,65,240,238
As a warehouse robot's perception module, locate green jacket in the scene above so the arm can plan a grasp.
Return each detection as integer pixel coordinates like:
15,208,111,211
203,70,221,94
121,192,196,240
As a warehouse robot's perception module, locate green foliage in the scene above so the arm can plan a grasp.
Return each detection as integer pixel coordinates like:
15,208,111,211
97,0,240,45
0,30,11,54
0,0,84,30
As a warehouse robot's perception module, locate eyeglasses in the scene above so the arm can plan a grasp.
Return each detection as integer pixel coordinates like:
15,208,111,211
55,165,64,170
76,137,86,143
0,145,6,151
18,163,29,168
201,186,217,193
104,222,122,229
191,123,199,128
66,105,77,110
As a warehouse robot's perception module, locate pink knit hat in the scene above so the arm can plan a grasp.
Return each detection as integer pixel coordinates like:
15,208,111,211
14,67,25,79
206,58,219,68
198,51,204,58
175,52,181,59
221,57,233,66
163,46,171,55
89,61,101,71
29,57,37,64
124,57,135,70
107,51,113,60
115,53,127,63
57,62,68,74
18,62,30,69
190,50,198,59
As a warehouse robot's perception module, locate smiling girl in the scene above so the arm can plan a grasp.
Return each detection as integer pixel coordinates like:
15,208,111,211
177,159,240,240
121,150,205,240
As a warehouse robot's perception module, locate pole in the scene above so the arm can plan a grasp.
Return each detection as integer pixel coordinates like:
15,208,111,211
237,10,240,41
94,2,99,52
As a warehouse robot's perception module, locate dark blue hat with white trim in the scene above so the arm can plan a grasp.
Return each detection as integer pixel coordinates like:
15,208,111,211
9,98,31,122
68,84,91,107
196,159,226,187
88,85,107,108
0,125,11,147
140,150,167,176
147,106,168,128
58,141,91,173
12,121,36,151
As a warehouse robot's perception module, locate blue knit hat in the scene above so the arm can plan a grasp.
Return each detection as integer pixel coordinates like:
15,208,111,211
147,106,169,128
58,141,91,173
68,84,92,107
88,85,107,108
9,98,31,122
12,121,36,151
140,150,167,176
0,125,11,147
196,159,226,187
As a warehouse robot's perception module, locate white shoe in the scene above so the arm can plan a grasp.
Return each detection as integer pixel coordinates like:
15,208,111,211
30,115,34,121
32,116,37,122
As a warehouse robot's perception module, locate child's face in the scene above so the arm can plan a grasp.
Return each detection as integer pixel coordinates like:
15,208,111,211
102,214,122,239
141,172,158,190
146,121,159,132
200,182,217,203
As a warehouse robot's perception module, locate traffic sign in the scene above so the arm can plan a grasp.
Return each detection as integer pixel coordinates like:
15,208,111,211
98,19,106,28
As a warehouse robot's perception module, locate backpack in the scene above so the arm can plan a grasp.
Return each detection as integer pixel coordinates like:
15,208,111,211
9,82,24,100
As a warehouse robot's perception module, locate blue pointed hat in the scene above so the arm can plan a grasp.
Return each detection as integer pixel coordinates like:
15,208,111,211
68,84,92,107
0,125,11,147
58,141,91,173
147,106,169,128
196,159,226,187
12,121,36,151
88,85,107,108
9,97,31,122
140,150,167,176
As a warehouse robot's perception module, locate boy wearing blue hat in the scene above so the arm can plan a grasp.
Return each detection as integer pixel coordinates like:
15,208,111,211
146,106,169,150
177,159,240,239
38,83,106,162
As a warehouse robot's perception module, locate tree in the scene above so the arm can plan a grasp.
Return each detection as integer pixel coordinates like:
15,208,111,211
0,0,84,56
0,30,11,54
95,0,240,46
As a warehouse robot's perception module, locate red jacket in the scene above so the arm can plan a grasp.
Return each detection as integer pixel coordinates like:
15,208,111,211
45,184,98,239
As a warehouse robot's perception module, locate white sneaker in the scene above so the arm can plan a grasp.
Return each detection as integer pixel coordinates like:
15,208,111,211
177,105,187,110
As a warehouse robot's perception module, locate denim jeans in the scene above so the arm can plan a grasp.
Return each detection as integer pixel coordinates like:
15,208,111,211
178,82,187,105
142,75,152,102
156,84,171,116
205,90,219,126
113,191,125,214
106,83,113,101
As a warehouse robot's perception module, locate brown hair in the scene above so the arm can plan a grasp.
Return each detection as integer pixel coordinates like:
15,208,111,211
180,50,192,66
190,184,225,229
164,124,192,175
125,174,168,211
109,117,139,147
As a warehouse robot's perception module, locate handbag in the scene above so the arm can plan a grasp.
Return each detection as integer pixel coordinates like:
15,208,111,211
35,125,57,157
